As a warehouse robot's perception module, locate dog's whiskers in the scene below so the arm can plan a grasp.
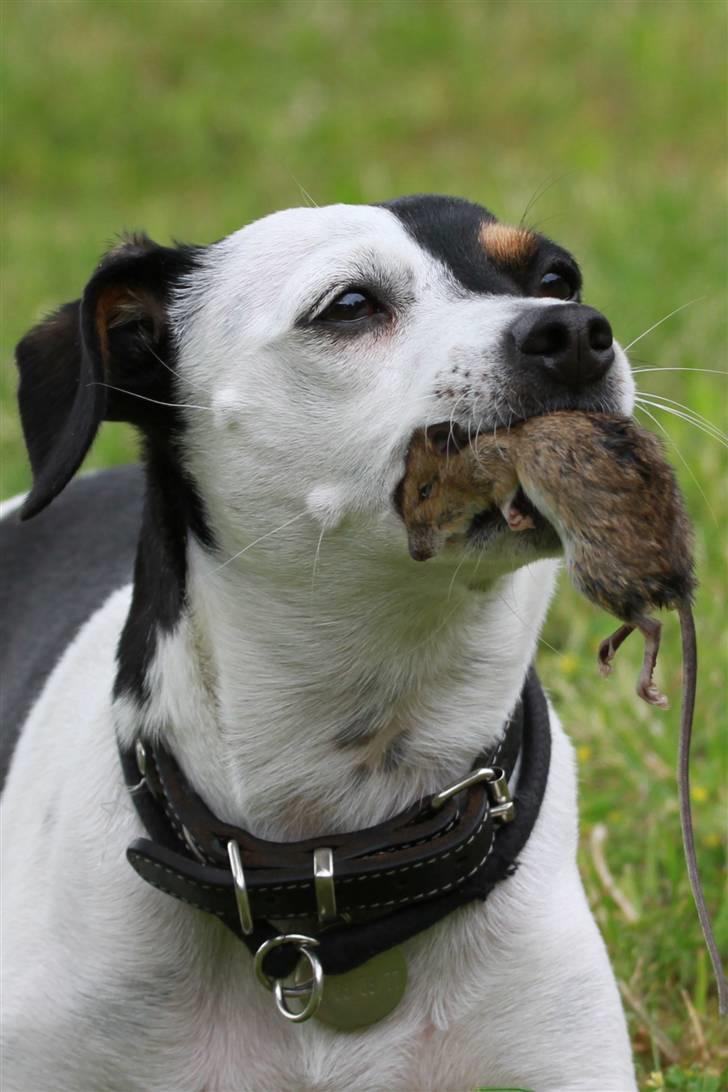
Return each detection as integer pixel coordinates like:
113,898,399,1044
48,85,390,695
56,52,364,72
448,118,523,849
88,381,214,412
633,403,718,524
623,297,704,351
446,552,470,602
145,341,210,396
290,174,320,208
210,511,309,574
496,583,560,656
631,366,728,377
634,394,727,448
517,172,569,229
445,392,469,469
309,524,327,599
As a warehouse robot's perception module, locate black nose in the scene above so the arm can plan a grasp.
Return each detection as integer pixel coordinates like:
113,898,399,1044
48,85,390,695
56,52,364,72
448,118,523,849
508,304,615,389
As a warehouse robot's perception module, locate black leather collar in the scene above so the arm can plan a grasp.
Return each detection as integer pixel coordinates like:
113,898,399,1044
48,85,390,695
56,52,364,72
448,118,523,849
121,667,550,980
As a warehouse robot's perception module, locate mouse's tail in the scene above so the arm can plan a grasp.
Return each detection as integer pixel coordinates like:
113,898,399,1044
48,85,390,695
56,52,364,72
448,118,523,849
677,603,728,1016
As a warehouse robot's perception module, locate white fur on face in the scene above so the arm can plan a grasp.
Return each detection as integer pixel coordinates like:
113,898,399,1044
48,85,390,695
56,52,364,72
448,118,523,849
171,203,634,564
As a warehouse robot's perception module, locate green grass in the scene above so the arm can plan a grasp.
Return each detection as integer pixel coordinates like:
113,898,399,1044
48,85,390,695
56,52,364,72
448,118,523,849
2,1,726,1085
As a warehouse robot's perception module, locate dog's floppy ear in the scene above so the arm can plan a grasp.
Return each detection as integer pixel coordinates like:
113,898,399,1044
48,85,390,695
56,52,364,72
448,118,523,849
16,234,197,519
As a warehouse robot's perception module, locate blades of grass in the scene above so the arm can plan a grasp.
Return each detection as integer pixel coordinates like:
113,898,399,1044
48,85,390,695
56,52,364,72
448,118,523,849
618,980,681,1064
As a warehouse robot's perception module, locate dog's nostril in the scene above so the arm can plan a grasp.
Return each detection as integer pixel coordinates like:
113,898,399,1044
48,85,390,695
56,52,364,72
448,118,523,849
508,304,615,392
521,321,570,358
588,316,613,352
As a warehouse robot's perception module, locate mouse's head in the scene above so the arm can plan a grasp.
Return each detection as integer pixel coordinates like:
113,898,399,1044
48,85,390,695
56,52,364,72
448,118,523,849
398,425,521,560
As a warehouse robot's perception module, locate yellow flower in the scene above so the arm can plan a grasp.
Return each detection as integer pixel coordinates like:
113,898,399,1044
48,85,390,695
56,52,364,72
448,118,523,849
703,832,721,848
559,653,579,675
691,785,709,804
577,745,592,763
645,1073,664,1089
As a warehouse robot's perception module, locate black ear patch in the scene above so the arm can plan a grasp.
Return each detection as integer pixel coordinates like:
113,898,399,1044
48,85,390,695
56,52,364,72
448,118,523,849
16,235,199,519
16,299,97,520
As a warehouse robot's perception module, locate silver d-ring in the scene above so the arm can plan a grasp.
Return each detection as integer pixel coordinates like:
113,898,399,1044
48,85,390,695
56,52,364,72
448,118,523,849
254,934,324,1023
273,949,324,1023
254,934,320,991
227,840,254,935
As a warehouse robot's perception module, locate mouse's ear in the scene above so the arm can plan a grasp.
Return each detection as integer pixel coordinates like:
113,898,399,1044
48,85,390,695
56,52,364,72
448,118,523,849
16,234,198,519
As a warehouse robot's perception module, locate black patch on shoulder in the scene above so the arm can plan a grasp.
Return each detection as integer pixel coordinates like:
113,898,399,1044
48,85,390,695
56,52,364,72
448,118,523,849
0,467,143,789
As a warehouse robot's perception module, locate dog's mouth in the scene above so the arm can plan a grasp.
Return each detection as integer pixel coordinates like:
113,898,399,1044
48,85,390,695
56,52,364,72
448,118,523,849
396,418,561,558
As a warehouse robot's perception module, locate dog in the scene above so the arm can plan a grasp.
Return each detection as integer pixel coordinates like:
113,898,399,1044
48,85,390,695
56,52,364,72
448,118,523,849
1,195,638,1091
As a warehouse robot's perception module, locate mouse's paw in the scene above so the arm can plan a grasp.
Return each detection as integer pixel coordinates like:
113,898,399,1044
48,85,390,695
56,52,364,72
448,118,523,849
597,623,635,678
597,639,615,676
637,678,669,710
505,504,535,532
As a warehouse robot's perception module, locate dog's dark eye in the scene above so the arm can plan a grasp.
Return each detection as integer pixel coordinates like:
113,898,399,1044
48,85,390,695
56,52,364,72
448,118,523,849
318,290,382,323
537,271,575,300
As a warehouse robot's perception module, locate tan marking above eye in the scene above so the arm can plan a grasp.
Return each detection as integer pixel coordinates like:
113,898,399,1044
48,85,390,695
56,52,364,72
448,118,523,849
479,221,537,266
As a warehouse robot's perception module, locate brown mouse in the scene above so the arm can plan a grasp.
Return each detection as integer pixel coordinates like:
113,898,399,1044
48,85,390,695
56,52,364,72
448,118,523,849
400,411,727,1014
401,413,695,708
398,425,518,562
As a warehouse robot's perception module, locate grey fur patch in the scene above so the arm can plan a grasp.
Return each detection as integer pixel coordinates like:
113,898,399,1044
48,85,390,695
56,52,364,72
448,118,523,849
351,763,371,788
334,715,378,748
0,466,143,790
381,731,411,772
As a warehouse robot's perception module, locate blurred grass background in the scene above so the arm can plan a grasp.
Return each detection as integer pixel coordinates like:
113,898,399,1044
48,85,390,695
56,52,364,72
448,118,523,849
2,0,726,1086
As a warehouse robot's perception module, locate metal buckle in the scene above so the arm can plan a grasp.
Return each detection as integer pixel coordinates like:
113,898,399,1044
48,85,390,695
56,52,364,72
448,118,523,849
313,847,337,924
254,934,324,1023
431,765,515,823
227,839,254,935
488,770,516,824
127,739,149,794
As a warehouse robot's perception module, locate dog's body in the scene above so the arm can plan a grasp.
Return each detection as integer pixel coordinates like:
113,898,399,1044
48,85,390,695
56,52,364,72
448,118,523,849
1,196,637,1090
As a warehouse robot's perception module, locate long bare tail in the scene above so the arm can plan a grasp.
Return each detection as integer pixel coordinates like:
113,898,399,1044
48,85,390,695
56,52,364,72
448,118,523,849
677,604,728,1016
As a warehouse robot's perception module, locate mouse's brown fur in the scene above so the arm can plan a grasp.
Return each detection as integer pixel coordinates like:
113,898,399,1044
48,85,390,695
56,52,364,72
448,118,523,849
399,429,518,561
400,412,728,1012
401,412,696,706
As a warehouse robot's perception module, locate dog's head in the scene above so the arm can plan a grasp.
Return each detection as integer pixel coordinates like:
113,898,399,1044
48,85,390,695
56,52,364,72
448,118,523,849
16,195,634,571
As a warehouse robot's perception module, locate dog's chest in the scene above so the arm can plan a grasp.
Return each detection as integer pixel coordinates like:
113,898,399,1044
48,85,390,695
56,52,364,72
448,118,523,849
105,918,508,1092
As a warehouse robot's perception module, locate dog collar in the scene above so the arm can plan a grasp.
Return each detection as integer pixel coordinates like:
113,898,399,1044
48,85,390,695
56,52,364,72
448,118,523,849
120,667,550,1022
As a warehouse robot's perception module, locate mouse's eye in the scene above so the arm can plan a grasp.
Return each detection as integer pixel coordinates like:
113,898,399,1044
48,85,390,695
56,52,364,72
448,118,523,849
318,289,383,324
537,270,576,300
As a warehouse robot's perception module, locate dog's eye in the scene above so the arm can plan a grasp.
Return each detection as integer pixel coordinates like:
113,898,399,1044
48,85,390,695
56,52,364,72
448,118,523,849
537,271,575,300
318,290,382,323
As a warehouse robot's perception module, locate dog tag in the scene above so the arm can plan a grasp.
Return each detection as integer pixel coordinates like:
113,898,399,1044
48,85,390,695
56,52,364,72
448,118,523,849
294,947,407,1031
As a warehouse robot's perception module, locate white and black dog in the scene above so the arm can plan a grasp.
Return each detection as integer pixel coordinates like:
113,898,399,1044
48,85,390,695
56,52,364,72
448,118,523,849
1,196,638,1091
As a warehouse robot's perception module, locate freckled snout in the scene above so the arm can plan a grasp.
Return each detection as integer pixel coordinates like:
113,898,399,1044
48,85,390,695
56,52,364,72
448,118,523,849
508,304,615,390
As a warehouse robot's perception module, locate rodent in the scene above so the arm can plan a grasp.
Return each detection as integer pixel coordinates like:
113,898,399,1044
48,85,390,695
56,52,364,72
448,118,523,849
401,412,695,707
399,410,727,1014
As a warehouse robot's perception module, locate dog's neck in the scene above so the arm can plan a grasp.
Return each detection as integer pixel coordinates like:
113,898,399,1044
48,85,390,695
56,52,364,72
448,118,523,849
114,503,557,841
